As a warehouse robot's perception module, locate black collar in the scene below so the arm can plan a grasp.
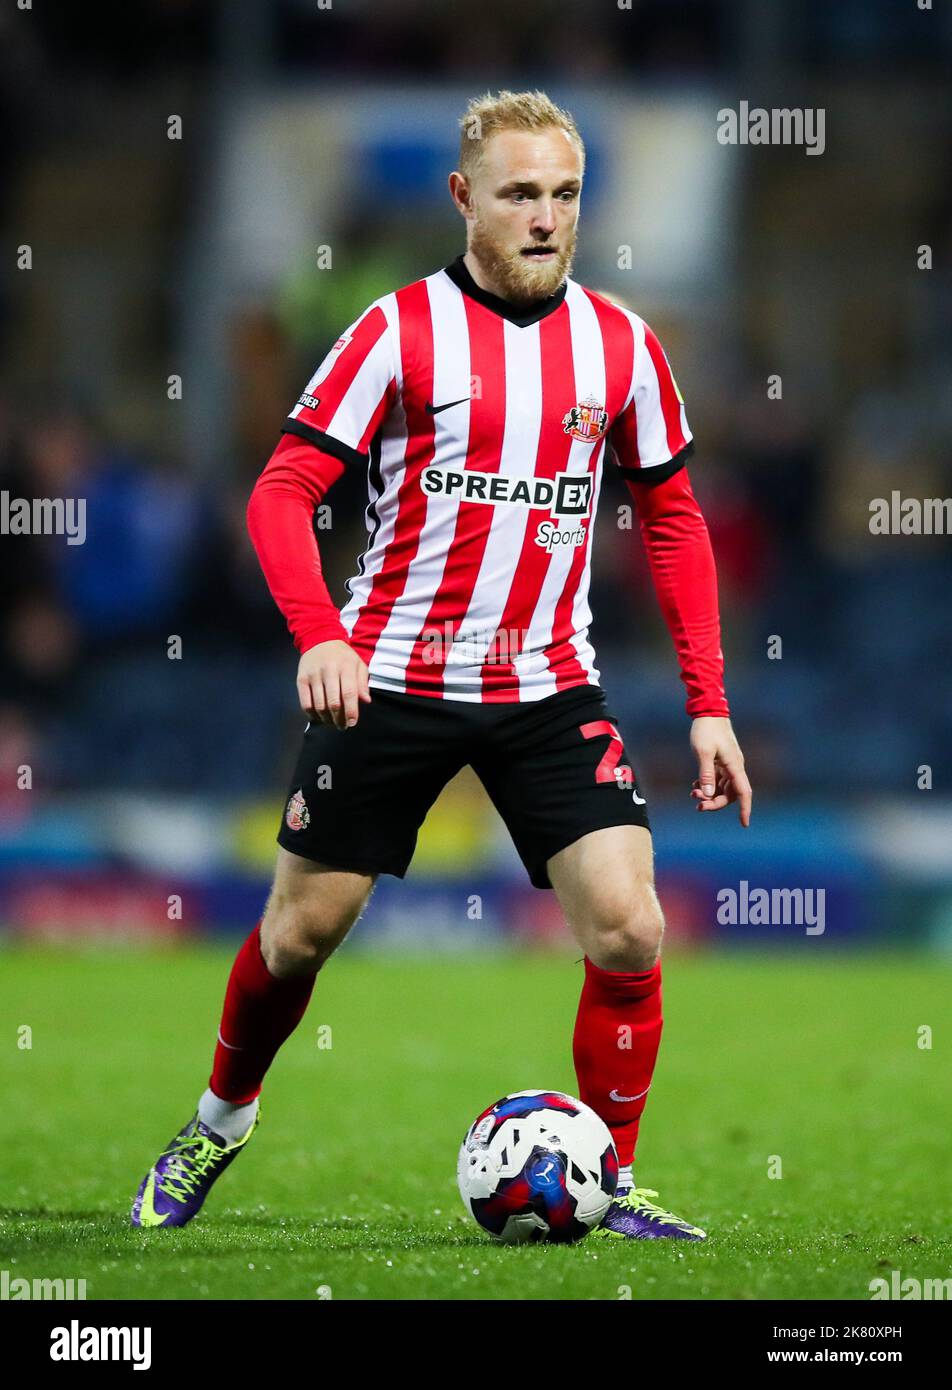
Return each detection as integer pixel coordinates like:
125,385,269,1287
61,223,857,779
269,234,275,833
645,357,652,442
443,255,567,327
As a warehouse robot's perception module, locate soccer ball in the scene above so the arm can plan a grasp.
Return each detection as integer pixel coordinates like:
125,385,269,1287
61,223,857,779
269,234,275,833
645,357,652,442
457,1089,618,1243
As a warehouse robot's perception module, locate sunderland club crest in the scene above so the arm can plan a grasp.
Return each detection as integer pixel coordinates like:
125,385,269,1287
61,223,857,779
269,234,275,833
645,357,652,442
285,789,311,832
562,395,609,442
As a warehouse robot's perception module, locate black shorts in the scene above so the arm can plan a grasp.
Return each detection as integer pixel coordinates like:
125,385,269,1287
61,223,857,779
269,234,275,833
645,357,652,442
276,684,650,890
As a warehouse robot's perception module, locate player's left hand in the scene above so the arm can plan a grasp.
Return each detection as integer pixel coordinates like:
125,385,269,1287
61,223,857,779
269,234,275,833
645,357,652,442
689,717,752,826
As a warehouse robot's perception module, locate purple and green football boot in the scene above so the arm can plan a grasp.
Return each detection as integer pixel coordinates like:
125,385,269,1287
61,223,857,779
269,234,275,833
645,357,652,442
595,1186,707,1241
130,1109,259,1228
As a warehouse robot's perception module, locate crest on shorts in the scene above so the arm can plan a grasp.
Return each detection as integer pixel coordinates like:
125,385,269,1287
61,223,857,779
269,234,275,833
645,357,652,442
285,789,310,832
562,395,609,442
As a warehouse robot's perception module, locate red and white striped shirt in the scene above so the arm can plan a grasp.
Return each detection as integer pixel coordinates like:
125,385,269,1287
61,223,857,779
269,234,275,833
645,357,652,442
280,256,693,704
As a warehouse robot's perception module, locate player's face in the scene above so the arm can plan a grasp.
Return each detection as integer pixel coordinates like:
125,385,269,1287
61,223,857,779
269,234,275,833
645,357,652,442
463,128,582,304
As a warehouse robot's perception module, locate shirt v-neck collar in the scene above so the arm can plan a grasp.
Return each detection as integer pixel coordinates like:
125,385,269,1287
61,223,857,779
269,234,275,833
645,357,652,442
443,254,568,328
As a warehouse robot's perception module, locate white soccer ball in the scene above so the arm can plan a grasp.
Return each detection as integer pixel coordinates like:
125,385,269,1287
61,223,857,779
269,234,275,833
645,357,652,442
457,1089,619,1243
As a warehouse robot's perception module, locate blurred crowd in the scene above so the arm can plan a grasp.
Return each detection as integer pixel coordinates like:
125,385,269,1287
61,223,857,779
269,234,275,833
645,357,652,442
0,395,293,799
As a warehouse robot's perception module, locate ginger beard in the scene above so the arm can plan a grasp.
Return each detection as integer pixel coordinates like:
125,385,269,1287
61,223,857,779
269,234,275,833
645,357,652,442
469,214,577,306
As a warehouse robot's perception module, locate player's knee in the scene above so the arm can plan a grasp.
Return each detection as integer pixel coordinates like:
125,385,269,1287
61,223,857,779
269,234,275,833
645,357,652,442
260,888,367,977
590,894,664,972
260,915,323,976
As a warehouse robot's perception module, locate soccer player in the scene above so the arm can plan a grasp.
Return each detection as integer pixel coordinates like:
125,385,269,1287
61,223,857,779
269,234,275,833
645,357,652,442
132,90,752,1239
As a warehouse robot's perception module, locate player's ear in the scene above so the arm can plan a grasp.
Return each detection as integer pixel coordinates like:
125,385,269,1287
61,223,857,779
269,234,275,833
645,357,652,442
448,170,473,218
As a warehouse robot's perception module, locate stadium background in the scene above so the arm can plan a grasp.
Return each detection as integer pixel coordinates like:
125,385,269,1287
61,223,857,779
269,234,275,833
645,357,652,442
0,0,950,1304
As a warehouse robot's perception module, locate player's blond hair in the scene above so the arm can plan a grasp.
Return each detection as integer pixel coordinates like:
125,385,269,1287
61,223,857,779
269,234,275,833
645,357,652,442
457,90,585,181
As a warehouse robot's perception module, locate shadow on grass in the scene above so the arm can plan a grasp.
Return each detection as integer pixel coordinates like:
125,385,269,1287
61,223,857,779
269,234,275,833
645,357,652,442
0,1208,492,1258
1,1210,606,1259
0,1209,109,1223
206,1214,490,1252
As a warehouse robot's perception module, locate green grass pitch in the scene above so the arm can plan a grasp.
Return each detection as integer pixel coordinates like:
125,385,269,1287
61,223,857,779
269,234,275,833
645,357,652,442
1,944,949,1300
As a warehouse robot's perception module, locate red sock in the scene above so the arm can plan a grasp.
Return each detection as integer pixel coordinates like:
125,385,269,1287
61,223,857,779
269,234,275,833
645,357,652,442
209,924,317,1104
572,957,663,1168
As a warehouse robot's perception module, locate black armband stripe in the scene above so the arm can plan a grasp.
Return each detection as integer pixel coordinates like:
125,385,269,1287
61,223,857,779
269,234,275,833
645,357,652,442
617,439,695,486
281,419,367,468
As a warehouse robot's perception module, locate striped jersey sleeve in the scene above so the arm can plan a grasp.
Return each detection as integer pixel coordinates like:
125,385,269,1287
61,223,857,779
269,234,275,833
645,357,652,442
282,301,398,466
608,318,694,481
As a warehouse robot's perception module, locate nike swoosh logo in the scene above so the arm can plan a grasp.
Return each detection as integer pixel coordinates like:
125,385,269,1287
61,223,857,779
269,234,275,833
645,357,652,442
138,1172,171,1226
425,396,470,415
217,1028,244,1051
609,1086,650,1103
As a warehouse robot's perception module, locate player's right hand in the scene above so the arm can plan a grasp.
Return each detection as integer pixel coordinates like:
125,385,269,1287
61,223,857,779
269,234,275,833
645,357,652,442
296,640,372,730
